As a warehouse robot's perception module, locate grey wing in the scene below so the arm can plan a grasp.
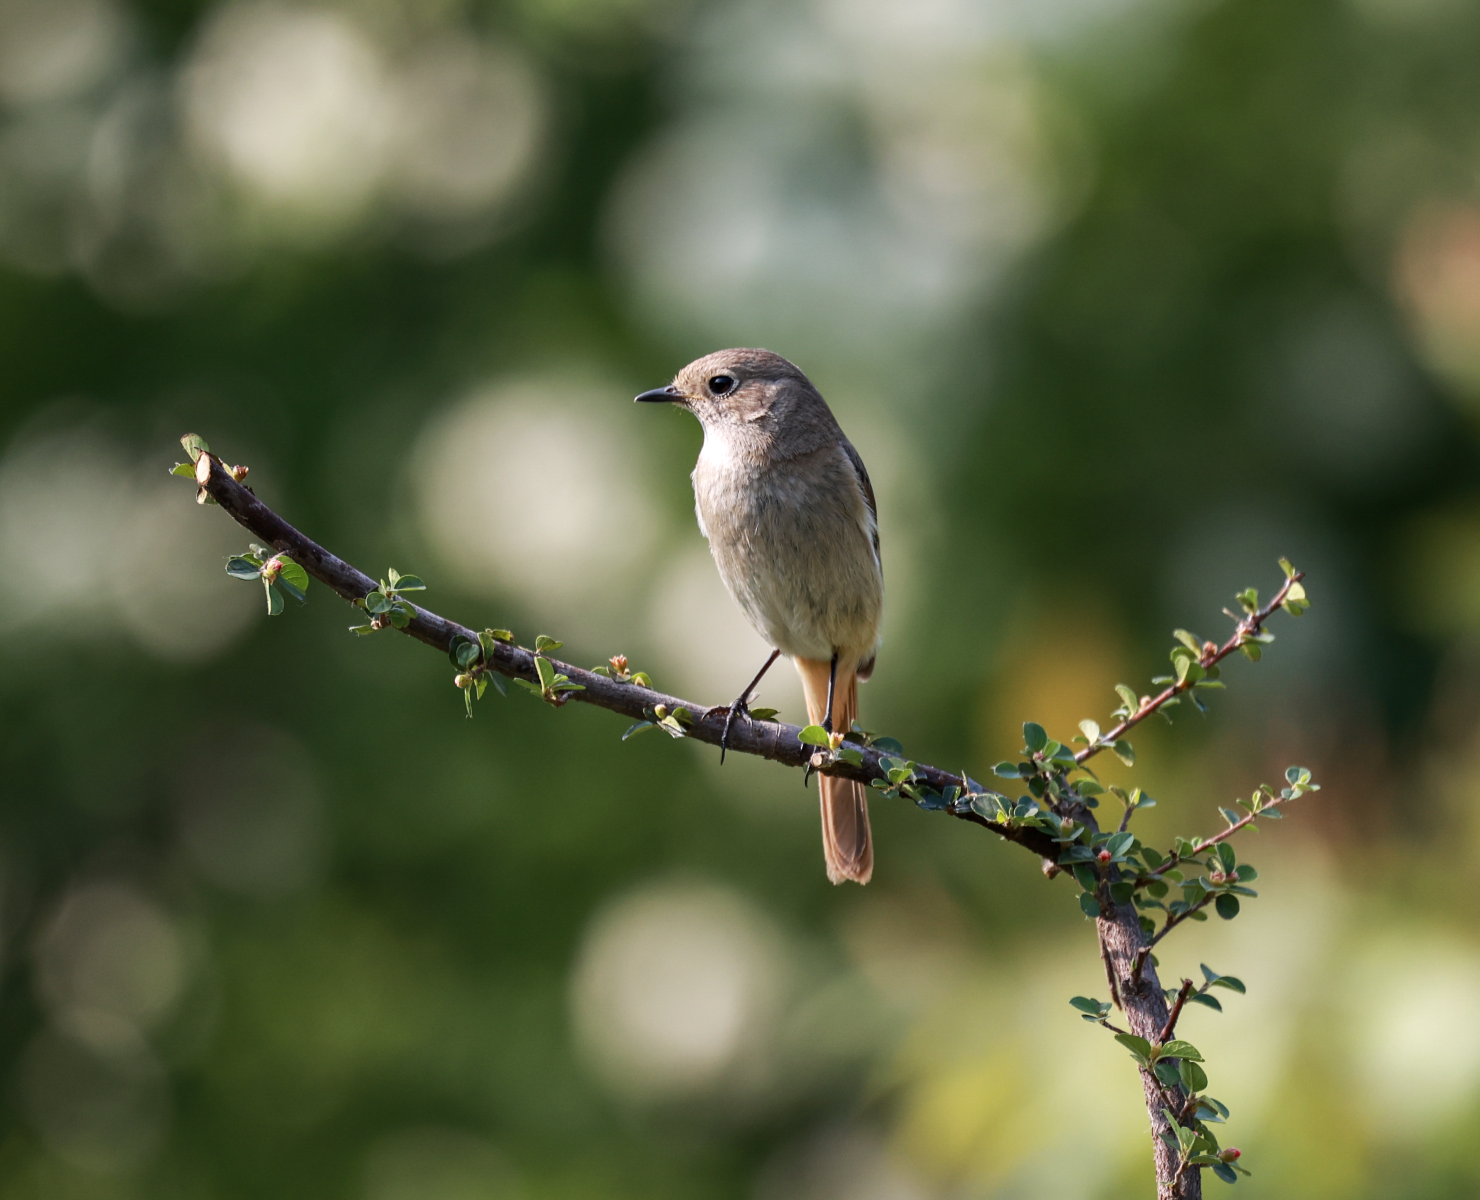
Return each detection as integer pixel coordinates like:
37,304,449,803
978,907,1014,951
840,439,880,568
840,438,882,681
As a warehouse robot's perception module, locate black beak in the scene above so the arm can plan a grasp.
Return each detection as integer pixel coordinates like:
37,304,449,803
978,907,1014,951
635,385,681,404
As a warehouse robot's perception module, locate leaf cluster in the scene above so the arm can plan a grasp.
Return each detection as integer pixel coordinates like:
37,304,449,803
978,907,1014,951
225,544,309,615
350,568,425,635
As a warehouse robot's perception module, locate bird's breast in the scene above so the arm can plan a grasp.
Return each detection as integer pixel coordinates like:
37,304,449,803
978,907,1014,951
691,439,883,662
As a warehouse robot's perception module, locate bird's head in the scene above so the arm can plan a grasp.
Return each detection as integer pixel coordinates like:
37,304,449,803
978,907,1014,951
635,348,822,433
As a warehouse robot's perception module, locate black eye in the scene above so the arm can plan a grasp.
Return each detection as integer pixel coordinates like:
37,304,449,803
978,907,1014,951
708,374,736,396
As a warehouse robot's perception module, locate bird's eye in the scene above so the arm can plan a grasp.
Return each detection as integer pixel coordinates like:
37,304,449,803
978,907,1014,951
708,374,736,396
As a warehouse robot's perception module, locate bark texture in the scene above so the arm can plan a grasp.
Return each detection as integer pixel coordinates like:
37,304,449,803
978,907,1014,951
1099,902,1202,1199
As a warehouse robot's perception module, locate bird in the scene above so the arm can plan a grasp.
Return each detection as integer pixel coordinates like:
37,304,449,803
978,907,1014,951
636,349,884,885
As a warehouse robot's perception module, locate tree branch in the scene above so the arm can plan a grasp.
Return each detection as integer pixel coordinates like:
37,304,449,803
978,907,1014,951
193,450,1060,859
1074,572,1303,767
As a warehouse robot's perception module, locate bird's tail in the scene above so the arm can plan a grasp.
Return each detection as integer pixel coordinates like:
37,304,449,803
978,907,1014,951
796,656,873,886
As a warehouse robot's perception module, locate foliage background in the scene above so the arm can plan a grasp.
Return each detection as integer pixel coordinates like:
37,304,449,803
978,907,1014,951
1,0,1479,1195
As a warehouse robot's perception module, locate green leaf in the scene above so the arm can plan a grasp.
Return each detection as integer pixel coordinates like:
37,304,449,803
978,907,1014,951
622,721,656,740
180,433,210,462
798,725,832,747
1078,893,1101,920
1179,1059,1209,1092
277,558,309,599
1079,719,1100,743
1112,740,1135,766
1211,1162,1238,1184
1239,640,1262,662
364,590,392,615
1115,684,1139,711
1069,996,1104,1015
1187,992,1222,1012
535,658,556,690
1235,864,1258,882
1210,975,1246,994
1114,1033,1152,1063
394,575,425,591
1215,894,1241,920
1023,722,1047,753
264,578,283,616
170,461,196,477
486,629,514,643
535,635,563,652
1279,556,1296,578
993,761,1022,778
1173,629,1202,652
749,707,779,721
1076,779,1105,795
1219,807,1241,827
1215,843,1236,872
349,624,376,635
836,746,864,766
225,557,262,580
386,605,411,628
1160,1039,1202,1062
456,641,479,669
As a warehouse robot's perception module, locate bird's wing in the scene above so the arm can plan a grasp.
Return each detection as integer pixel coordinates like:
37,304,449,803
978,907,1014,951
840,439,880,568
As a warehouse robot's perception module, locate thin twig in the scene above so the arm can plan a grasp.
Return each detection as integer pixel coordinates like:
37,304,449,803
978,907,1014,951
1074,573,1303,767
1098,923,1124,1010
1148,895,1215,948
1147,793,1293,879
1157,980,1194,1044
1132,946,1151,989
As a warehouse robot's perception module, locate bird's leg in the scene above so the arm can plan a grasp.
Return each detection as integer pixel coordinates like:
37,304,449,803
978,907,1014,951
719,649,781,763
823,651,839,733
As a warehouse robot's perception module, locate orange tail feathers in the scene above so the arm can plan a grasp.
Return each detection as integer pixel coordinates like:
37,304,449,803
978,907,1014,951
795,657,873,886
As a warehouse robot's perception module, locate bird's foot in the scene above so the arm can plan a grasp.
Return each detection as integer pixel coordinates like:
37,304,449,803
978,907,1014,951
718,697,752,765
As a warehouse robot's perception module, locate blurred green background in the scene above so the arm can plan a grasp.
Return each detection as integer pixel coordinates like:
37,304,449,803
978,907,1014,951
2,0,1479,1195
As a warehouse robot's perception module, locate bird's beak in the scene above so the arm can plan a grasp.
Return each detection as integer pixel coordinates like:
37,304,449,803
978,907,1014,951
635,385,681,404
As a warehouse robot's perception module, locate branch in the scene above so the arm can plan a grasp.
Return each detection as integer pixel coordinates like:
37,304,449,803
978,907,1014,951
1157,979,1194,1044
1147,791,1294,878
191,450,1060,859
1074,572,1304,767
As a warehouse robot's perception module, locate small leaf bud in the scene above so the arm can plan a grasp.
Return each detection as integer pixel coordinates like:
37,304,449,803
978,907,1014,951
1060,819,1076,838
1218,1149,1241,1162
828,730,844,750
653,704,668,719
1096,849,1112,864
230,463,250,481
609,654,629,676
454,673,472,688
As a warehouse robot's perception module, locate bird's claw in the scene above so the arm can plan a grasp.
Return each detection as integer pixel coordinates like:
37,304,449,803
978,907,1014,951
718,698,751,765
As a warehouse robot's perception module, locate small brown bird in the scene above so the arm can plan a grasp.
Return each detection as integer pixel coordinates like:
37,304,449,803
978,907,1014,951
637,349,884,884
